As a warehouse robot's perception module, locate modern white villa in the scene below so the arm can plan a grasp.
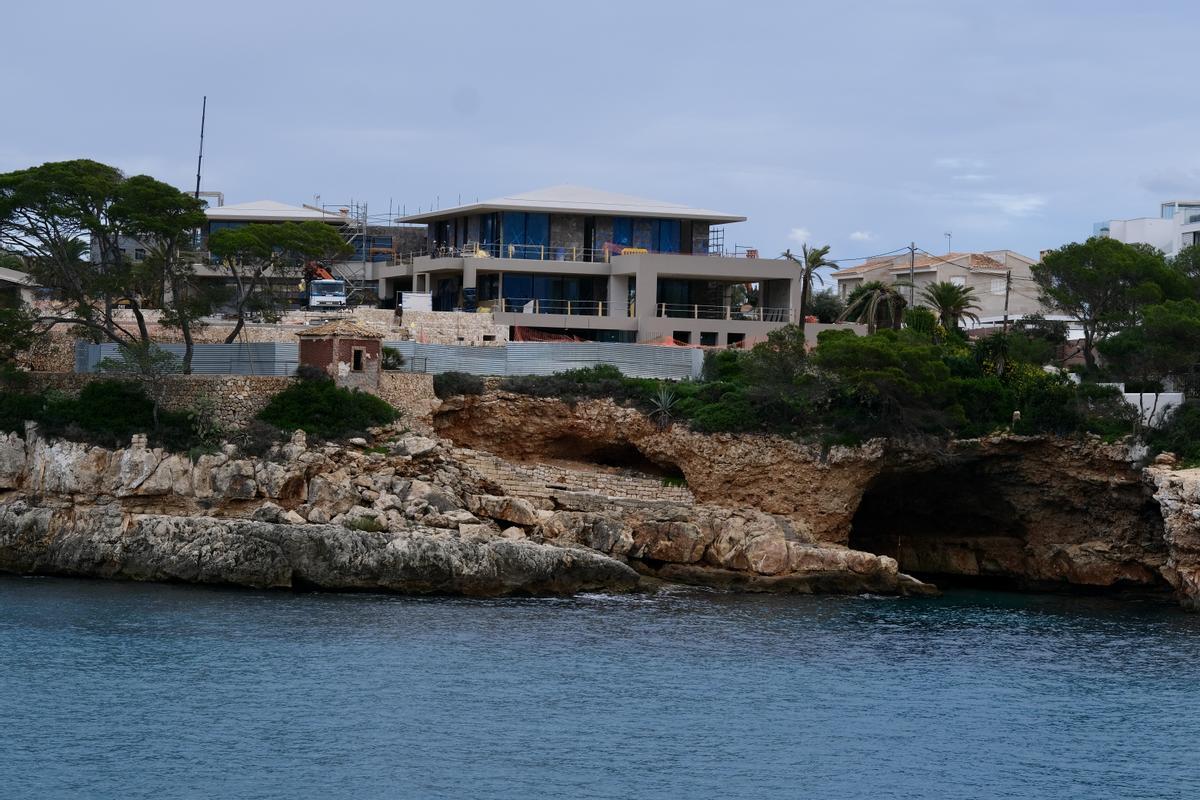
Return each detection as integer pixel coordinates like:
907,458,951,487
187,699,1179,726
376,186,814,345
1094,200,1200,257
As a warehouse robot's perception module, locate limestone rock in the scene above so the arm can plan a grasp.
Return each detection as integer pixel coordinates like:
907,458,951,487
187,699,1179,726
468,494,540,527
0,504,640,596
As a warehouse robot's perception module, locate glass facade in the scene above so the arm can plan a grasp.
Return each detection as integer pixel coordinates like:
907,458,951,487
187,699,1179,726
500,273,607,313
501,212,550,258
609,217,681,253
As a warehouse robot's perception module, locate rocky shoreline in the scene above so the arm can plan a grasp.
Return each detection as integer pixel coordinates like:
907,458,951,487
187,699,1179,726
4,391,1200,605
0,424,933,598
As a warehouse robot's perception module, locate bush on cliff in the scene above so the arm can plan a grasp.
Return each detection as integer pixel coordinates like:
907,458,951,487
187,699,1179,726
0,380,194,449
1147,400,1200,466
433,371,485,399
257,376,398,439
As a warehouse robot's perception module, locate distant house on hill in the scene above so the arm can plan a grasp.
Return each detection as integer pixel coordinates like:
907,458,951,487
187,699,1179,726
832,250,1050,328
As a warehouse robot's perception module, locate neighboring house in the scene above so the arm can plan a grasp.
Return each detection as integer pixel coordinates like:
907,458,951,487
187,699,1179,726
93,198,426,305
0,261,37,307
377,185,815,345
1094,200,1200,257
832,250,1048,327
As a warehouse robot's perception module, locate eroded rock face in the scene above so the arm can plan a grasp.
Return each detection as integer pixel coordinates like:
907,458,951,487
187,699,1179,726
434,392,1191,603
1146,466,1200,609
435,393,886,541
0,501,638,596
0,424,935,599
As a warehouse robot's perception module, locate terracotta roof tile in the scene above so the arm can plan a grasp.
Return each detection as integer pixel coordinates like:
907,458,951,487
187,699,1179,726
296,319,386,338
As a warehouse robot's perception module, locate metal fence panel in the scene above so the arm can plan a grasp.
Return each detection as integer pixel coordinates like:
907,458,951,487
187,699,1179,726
74,341,299,376
74,339,702,380
384,340,702,380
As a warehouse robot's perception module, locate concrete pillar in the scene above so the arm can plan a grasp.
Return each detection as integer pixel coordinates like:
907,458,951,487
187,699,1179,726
788,277,803,323
607,275,628,317
463,260,477,290
633,257,658,341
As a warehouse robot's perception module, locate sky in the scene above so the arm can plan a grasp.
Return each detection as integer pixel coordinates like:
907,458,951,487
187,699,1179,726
3,0,1198,265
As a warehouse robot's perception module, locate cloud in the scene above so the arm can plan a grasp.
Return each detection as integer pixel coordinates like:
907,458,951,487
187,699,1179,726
935,157,987,170
974,192,1047,217
787,226,812,244
849,230,875,241
1139,167,1200,196
951,173,993,182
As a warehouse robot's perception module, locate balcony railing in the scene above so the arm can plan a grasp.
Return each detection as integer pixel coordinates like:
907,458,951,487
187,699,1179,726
423,241,760,264
656,303,793,322
490,298,626,317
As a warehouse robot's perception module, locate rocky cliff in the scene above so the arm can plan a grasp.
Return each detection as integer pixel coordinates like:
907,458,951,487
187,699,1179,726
437,392,1199,605
0,424,930,598
1146,465,1200,609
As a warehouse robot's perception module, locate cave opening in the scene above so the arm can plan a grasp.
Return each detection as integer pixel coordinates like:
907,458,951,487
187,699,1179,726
848,459,1171,593
849,462,1029,588
528,435,685,481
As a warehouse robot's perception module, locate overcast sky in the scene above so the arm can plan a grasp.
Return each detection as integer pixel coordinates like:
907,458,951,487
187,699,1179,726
4,0,1196,262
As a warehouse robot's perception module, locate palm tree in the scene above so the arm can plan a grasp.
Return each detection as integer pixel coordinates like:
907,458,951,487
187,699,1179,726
782,244,837,336
838,280,909,333
919,281,981,331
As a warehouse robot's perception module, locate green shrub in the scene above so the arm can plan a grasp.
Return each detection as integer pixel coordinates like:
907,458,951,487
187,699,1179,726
257,377,398,439
499,365,649,405
2,380,194,449
1148,401,1200,465
345,515,386,532
701,349,743,382
433,371,486,399
382,347,406,371
231,419,285,458
0,391,47,435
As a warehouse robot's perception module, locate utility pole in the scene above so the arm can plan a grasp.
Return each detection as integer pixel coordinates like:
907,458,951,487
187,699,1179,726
194,96,207,199
1002,269,1012,332
908,242,916,305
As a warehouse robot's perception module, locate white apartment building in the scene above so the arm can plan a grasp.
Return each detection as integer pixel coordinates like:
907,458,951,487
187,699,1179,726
1095,200,1200,256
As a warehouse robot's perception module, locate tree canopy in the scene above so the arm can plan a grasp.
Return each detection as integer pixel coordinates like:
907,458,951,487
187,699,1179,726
208,221,352,342
0,160,210,371
1031,237,1187,370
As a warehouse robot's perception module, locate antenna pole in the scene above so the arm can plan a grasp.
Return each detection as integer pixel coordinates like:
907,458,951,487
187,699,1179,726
194,95,207,199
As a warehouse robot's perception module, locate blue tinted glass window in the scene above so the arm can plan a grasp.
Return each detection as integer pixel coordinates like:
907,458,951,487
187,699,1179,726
655,219,681,253
632,218,654,249
526,213,549,248
503,274,532,302
502,212,526,246
480,213,497,245
612,217,633,246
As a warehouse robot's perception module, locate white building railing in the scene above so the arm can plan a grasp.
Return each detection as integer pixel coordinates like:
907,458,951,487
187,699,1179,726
655,303,794,322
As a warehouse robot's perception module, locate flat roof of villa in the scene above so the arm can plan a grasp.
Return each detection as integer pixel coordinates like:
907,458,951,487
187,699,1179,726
397,185,746,223
206,200,349,223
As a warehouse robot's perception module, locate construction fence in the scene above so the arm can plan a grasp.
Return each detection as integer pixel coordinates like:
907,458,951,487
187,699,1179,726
74,342,300,376
74,340,703,380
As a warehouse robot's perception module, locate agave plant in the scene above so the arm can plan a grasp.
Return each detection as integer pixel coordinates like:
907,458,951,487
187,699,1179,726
649,386,678,430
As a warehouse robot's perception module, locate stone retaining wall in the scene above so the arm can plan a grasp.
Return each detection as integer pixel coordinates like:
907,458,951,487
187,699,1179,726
19,371,437,431
398,310,508,346
377,372,438,429
20,373,293,430
453,447,694,505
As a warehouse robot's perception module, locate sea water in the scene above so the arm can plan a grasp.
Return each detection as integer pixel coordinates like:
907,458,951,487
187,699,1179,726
2,577,1198,799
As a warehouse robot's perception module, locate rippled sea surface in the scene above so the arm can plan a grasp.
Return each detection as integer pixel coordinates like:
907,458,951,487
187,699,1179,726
2,577,1199,799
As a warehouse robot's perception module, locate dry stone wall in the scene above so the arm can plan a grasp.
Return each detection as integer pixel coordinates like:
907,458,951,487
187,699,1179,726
21,373,292,430
398,311,508,345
